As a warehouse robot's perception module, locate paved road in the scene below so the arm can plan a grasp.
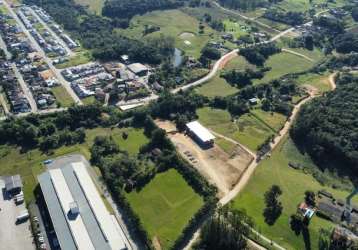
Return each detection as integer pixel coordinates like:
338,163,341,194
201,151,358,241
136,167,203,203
3,0,82,105
28,7,74,57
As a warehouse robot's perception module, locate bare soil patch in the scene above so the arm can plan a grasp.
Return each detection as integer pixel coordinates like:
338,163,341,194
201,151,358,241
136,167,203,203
156,119,253,197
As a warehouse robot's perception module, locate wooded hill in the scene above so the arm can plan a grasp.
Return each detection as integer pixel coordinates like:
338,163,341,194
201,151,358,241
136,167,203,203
291,81,358,181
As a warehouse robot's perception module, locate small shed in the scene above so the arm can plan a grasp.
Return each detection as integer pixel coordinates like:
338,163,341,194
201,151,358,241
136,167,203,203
4,175,23,195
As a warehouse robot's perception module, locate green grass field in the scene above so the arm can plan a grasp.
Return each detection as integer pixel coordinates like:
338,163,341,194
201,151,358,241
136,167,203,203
51,86,75,107
250,108,287,132
195,74,238,97
0,127,148,203
125,169,204,250
197,107,278,151
74,0,104,14
275,0,346,12
56,50,93,69
81,96,97,105
232,136,358,250
253,52,315,84
256,17,290,31
116,10,223,58
196,56,253,97
295,72,332,94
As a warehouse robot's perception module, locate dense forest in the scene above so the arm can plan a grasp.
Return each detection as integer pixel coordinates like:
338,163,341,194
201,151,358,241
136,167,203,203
102,0,186,19
23,0,175,63
291,81,358,181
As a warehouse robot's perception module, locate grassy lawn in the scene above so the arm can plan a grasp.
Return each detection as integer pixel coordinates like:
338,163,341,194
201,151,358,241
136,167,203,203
250,108,287,132
295,72,332,94
0,127,148,203
232,136,358,250
196,56,253,98
74,0,104,14
282,47,324,62
125,168,204,250
51,86,75,107
56,50,93,69
81,95,97,105
253,52,315,84
85,127,149,155
195,74,238,97
116,9,222,58
197,107,275,152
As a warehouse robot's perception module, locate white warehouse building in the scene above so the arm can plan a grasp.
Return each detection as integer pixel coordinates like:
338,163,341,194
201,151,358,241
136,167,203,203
186,121,215,148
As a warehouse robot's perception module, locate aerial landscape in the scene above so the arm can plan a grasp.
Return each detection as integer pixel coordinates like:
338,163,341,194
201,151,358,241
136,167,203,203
0,0,357,249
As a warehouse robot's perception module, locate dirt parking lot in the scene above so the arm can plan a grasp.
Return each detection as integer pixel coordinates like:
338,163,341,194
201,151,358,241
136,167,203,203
157,119,253,197
0,179,35,250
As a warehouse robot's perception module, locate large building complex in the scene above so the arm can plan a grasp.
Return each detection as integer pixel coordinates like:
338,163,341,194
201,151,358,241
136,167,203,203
38,162,127,250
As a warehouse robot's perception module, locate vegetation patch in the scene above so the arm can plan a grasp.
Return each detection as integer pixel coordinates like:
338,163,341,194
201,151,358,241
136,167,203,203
253,52,314,84
74,0,104,14
233,137,357,250
51,86,75,107
197,107,275,151
125,168,204,250
116,9,222,58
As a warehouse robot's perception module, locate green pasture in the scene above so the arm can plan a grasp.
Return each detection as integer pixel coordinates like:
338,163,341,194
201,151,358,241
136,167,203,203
125,169,204,250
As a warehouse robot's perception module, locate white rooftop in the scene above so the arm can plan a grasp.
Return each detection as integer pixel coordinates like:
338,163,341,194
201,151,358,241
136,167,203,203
186,121,215,143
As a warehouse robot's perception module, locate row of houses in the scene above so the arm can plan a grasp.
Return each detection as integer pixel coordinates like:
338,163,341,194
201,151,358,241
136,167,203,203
0,60,30,113
0,12,60,111
18,7,67,57
32,5,79,49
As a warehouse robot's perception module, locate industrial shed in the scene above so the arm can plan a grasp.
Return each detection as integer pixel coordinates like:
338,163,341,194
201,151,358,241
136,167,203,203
186,121,215,148
127,63,148,76
37,162,127,250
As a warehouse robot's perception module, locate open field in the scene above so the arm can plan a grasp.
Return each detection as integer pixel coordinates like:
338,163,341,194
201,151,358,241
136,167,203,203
196,56,253,97
250,108,287,132
256,17,290,31
81,95,97,105
233,136,358,250
195,74,238,97
125,168,204,250
275,0,346,12
51,86,75,107
74,0,104,14
116,10,224,58
56,50,93,69
0,127,148,203
197,107,278,152
253,52,315,84
295,72,332,94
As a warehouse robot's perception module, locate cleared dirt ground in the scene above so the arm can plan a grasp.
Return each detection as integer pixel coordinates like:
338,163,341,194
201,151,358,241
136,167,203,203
156,120,253,197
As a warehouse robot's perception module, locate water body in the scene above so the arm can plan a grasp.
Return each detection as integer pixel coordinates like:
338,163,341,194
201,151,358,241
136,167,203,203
173,48,183,68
